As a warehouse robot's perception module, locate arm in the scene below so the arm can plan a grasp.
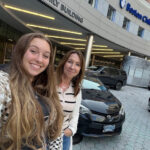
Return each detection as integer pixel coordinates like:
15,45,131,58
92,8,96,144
68,90,82,136
0,71,11,128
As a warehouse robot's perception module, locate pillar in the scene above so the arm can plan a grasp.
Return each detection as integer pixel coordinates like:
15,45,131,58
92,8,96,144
85,35,94,68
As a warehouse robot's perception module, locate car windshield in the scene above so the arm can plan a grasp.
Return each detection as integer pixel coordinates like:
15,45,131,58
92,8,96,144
87,66,102,71
82,79,107,91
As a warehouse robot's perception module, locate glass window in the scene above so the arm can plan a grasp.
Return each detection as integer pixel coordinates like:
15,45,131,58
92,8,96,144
134,68,143,78
82,79,102,90
122,17,130,31
138,26,144,37
107,5,116,21
88,0,96,7
142,70,150,79
128,67,135,77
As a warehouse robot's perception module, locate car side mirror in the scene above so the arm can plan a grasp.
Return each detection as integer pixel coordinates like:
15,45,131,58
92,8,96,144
100,71,106,74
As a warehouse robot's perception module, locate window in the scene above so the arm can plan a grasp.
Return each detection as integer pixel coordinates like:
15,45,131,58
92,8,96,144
107,5,116,21
122,17,130,30
88,0,96,7
138,26,144,37
110,69,119,76
101,68,110,75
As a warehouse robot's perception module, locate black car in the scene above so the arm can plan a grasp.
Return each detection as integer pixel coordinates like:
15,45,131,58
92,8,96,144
73,77,125,144
85,66,127,90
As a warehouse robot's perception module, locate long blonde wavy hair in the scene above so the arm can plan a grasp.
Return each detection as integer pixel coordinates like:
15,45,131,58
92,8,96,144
0,33,63,150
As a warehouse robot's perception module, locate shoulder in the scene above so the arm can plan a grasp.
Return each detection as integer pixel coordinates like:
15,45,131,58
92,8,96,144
0,70,11,104
0,70,10,91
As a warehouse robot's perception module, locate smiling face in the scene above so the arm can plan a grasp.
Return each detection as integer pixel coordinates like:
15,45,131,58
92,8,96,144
22,38,51,81
63,53,81,80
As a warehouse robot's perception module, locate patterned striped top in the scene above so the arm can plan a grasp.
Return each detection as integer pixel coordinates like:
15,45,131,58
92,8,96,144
0,71,12,129
58,83,82,135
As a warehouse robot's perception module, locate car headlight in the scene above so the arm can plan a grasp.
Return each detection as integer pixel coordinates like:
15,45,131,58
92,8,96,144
119,106,125,116
91,114,106,122
80,105,92,115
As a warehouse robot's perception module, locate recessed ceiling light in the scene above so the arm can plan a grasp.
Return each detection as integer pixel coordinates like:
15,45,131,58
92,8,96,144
27,24,82,35
45,35,86,41
93,45,107,48
92,52,121,54
92,48,113,51
103,55,124,57
4,4,55,20
60,42,85,46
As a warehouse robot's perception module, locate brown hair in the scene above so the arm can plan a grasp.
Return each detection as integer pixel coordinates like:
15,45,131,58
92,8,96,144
56,50,85,96
0,33,63,150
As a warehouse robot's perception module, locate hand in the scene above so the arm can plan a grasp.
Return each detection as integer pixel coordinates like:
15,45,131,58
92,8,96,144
64,128,73,137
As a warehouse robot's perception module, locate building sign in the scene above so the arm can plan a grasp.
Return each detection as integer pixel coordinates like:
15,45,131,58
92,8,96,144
120,0,150,26
40,0,83,23
120,0,126,8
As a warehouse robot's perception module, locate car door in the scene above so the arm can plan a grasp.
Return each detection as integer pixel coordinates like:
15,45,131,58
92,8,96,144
109,68,120,85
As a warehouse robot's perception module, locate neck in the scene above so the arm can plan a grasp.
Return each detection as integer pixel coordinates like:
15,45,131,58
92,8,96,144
61,74,71,85
59,74,71,91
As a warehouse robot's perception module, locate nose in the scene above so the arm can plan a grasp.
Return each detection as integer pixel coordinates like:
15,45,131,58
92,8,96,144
70,63,75,69
36,53,43,63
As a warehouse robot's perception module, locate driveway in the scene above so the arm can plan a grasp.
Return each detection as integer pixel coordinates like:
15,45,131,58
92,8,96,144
73,86,150,150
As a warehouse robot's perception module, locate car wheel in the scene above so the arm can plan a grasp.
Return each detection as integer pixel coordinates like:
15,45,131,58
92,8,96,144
115,81,122,90
73,133,83,145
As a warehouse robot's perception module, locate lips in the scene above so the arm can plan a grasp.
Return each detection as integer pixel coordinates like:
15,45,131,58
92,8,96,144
31,63,41,69
67,69,75,74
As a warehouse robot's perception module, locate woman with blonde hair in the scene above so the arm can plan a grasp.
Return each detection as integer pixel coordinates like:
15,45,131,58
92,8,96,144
56,50,85,150
0,32,63,150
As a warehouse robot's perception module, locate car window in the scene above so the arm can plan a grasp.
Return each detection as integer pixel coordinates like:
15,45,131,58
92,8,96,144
82,79,107,91
110,68,119,75
100,68,110,75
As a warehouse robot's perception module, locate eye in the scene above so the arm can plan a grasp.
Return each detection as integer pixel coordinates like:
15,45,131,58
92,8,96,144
76,63,80,67
67,60,72,63
30,49,37,54
43,55,50,59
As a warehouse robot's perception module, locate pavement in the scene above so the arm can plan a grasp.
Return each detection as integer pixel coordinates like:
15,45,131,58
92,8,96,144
73,86,150,150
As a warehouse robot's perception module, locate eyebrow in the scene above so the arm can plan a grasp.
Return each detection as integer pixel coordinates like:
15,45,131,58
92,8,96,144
29,45,51,54
68,58,80,64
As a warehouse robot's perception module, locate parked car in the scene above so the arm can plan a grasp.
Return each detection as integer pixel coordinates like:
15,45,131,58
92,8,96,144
73,77,125,144
85,66,127,90
148,98,150,112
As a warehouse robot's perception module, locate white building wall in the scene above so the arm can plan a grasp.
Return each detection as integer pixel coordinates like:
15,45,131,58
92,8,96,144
58,0,150,56
114,11,124,27
95,0,109,17
128,22,139,35
143,30,150,40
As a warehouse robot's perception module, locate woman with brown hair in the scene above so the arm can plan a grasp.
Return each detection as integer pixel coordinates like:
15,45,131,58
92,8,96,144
0,32,63,150
56,50,85,150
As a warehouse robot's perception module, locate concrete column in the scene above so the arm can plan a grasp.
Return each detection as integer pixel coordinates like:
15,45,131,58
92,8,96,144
145,57,147,60
85,35,94,68
128,51,131,56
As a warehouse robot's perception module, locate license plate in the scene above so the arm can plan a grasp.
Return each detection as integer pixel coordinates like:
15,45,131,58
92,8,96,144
103,125,115,133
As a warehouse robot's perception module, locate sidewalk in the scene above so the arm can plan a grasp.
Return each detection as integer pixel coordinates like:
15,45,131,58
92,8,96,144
73,86,150,150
